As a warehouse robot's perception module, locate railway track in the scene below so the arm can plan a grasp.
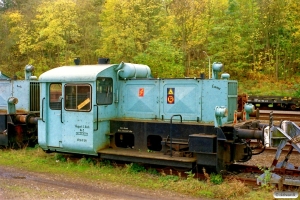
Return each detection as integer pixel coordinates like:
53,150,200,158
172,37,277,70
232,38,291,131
228,164,300,189
65,152,300,189
251,109,300,125
156,163,300,189
246,110,300,188
249,109,300,153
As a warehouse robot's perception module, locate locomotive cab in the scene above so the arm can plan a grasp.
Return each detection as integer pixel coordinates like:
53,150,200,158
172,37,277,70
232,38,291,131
38,64,119,155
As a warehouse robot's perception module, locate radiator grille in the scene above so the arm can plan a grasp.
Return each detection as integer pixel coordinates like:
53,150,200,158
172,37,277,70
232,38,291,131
228,82,237,95
30,82,40,112
227,81,238,121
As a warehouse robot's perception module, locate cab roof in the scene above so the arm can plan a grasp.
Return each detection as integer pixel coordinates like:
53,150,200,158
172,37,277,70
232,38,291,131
39,64,115,82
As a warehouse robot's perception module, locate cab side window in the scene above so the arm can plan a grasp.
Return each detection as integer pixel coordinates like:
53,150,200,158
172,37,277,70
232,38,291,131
65,84,91,111
96,78,113,105
49,83,62,110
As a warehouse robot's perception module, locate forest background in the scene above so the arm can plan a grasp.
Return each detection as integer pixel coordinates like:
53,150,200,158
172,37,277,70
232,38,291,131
1,0,300,96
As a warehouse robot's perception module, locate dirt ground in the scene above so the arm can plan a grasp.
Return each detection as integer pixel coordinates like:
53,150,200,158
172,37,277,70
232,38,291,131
0,165,203,200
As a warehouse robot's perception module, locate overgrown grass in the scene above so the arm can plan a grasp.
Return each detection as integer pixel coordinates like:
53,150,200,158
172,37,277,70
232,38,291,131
0,147,292,200
238,77,300,97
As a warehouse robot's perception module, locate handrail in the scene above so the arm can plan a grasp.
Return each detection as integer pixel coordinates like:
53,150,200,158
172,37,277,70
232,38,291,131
41,98,45,122
94,105,98,131
115,69,124,103
60,98,63,123
169,114,182,157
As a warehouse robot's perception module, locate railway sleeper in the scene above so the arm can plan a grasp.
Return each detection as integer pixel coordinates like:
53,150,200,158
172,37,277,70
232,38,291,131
257,173,300,189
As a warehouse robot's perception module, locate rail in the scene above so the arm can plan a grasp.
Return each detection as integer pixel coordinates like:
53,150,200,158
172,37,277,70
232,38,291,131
250,110,300,125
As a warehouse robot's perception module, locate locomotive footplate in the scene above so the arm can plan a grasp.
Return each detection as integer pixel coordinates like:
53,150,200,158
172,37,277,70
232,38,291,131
98,148,196,169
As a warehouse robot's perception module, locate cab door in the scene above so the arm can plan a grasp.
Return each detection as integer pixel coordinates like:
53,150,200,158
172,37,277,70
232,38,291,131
61,83,94,154
46,83,63,147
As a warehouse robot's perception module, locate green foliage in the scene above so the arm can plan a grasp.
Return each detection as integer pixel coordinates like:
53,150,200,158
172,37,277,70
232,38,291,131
210,173,223,185
134,40,184,78
1,0,300,92
197,190,214,198
125,163,146,174
257,166,274,190
77,157,95,166
238,77,300,96
293,85,300,97
184,170,195,180
100,159,112,167
147,168,159,176
159,175,179,182
54,153,66,162
97,0,166,63
0,0,104,76
295,90,300,98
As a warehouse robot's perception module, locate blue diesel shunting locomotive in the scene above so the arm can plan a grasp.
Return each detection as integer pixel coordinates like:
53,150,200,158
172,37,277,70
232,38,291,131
0,65,39,147
38,60,264,172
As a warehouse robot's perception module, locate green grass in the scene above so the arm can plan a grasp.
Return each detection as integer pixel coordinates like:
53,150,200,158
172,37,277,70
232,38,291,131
0,147,298,200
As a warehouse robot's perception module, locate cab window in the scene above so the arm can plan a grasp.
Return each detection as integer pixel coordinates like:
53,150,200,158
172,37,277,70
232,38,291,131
96,78,113,105
49,83,62,110
65,84,91,111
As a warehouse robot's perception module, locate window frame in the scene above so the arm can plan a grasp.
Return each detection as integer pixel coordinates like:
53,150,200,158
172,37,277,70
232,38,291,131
49,83,62,110
96,77,113,105
64,83,92,112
